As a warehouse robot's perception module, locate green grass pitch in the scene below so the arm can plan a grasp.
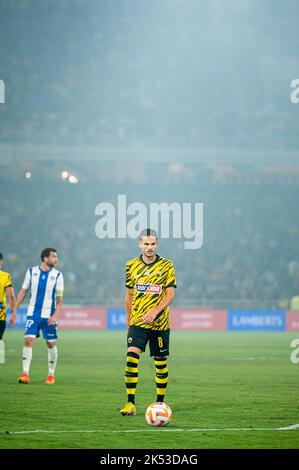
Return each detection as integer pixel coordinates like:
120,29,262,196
0,330,298,449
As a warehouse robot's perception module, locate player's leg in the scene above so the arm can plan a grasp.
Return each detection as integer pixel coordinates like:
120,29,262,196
18,317,39,383
0,319,6,363
45,341,57,384
42,319,58,384
120,325,148,415
18,335,35,383
149,330,170,403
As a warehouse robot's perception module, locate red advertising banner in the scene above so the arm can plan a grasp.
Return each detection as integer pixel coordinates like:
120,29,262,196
170,308,227,330
59,306,107,330
286,311,299,331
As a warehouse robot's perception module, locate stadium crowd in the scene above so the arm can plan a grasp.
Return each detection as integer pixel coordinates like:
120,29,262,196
1,167,298,309
1,0,298,309
0,0,298,148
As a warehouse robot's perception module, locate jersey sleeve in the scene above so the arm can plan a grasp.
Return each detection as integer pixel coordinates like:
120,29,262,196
165,262,177,288
56,273,64,297
5,273,12,288
22,269,31,290
125,262,134,289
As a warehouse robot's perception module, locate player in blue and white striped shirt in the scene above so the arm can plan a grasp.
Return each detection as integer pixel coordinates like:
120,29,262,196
12,247,64,384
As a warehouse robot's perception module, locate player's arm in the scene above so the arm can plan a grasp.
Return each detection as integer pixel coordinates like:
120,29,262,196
126,287,134,329
48,274,64,325
7,286,16,327
12,268,31,322
142,287,175,324
48,296,63,325
11,287,28,326
125,262,134,328
13,288,28,310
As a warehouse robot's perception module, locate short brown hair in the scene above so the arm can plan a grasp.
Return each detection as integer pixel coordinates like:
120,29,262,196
139,228,158,240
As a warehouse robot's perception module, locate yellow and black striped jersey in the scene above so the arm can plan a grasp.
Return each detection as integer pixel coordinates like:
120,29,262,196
0,270,12,321
125,254,176,331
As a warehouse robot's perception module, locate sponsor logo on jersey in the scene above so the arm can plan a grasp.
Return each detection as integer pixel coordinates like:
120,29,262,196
136,282,162,294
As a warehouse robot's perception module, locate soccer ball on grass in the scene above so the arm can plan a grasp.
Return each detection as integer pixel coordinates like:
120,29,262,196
145,402,172,427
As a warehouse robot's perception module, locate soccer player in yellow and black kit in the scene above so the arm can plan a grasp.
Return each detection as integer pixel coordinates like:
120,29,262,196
120,229,176,416
0,252,16,362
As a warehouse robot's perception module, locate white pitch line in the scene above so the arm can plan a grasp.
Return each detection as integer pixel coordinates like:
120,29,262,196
275,423,299,431
2,425,299,435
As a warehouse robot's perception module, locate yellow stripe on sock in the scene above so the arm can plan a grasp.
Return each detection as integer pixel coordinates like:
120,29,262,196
125,366,138,373
156,377,168,384
155,367,168,374
125,377,138,383
154,360,167,365
128,356,139,364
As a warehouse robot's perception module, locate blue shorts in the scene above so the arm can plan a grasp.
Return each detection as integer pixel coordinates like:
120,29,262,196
24,317,58,341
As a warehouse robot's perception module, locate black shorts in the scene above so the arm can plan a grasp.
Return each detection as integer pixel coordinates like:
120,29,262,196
0,320,6,340
127,325,170,357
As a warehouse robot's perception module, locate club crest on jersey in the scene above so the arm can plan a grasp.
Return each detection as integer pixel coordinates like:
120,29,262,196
136,282,162,294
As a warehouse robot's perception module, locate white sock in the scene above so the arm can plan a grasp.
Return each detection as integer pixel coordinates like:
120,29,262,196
48,346,58,376
22,346,32,374
0,340,5,364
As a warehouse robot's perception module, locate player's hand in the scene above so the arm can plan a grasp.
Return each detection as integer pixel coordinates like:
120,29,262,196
48,315,57,326
9,311,16,327
142,309,158,324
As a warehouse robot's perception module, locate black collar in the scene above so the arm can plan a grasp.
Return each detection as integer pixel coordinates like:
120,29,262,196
139,254,160,267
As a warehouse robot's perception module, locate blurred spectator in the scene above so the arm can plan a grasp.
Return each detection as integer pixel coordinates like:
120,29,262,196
1,166,298,309
291,296,299,311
